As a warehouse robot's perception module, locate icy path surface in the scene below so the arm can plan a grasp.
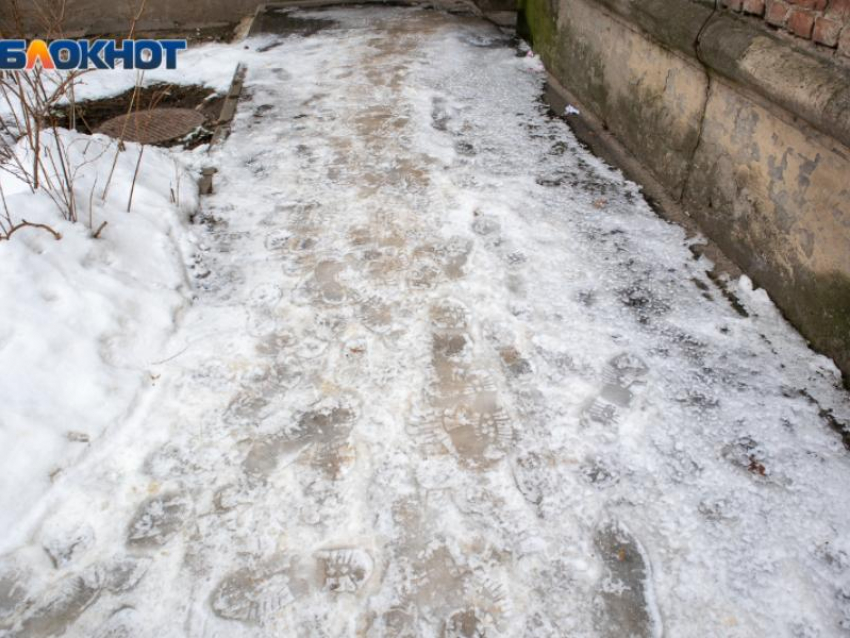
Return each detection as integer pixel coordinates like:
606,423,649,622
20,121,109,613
4,7,850,637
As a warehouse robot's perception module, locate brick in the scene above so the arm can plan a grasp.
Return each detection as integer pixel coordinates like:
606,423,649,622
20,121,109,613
813,15,843,45
827,0,850,18
743,0,767,14
767,0,792,25
840,25,850,55
788,8,816,36
788,0,827,9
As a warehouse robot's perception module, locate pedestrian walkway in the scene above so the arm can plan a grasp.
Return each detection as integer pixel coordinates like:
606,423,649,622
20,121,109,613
2,6,850,637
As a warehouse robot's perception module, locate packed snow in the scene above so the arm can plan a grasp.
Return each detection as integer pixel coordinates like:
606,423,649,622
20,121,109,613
2,6,850,638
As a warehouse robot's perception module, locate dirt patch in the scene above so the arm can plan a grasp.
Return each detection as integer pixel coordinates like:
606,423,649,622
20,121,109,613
53,83,224,149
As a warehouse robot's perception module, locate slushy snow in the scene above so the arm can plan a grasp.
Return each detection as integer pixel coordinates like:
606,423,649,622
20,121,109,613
1,6,850,638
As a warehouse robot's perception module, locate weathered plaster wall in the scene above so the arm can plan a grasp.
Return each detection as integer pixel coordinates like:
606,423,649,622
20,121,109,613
686,78,850,371
520,0,850,379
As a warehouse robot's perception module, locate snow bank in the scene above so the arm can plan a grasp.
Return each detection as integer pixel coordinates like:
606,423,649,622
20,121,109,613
0,129,198,544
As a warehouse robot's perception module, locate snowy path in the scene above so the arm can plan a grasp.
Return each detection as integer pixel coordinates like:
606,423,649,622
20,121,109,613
4,7,850,637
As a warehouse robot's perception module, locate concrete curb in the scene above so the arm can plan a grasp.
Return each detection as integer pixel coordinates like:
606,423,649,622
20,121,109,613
212,63,247,148
199,63,247,195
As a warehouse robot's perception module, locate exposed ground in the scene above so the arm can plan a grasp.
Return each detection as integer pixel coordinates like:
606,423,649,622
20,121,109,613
2,6,850,638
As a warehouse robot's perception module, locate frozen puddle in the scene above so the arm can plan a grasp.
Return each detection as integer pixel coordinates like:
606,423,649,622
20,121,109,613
4,6,850,637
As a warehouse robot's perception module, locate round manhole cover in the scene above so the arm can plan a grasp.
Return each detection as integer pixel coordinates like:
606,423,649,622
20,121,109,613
96,108,206,144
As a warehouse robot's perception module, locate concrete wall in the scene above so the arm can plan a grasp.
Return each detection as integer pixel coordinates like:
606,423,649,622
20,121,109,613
0,0,258,35
520,0,850,380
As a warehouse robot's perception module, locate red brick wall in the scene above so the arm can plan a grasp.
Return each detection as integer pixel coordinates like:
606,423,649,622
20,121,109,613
721,0,850,56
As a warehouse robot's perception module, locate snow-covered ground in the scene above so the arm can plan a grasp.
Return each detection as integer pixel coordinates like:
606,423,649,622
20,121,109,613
0,130,198,545
2,6,850,637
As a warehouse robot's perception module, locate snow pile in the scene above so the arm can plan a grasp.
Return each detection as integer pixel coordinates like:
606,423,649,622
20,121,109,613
0,129,197,545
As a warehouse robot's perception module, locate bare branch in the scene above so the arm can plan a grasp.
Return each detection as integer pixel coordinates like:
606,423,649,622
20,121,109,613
0,219,62,241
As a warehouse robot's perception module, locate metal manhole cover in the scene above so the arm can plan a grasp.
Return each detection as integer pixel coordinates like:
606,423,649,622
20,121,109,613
96,108,206,144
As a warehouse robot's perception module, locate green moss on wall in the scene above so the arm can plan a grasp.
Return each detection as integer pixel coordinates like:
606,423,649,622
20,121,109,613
518,0,558,62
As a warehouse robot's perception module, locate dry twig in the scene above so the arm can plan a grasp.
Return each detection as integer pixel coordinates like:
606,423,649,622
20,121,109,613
0,219,62,241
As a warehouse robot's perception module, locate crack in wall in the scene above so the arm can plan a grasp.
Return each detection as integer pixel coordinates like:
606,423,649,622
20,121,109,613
678,0,719,203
